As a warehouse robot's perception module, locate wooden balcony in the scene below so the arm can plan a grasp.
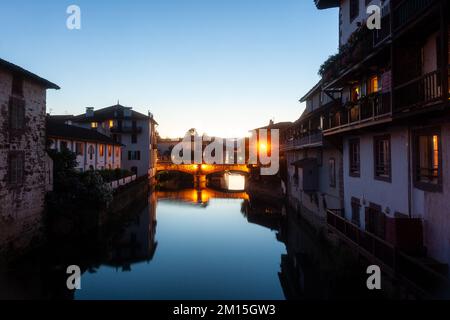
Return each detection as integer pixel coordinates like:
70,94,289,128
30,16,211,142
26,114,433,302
393,67,449,113
110,126,143,134
326,209,449,297
281,131,323,151
393,0,437,32
323,92,391,135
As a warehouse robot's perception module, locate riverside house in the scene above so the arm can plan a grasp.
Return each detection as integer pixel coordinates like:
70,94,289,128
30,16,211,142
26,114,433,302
297,0,450,281
46,116,123,172
69,104,158,179
0,58,59,255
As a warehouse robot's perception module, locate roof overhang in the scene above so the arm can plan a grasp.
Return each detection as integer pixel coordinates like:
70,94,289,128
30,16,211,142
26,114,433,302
0,58,60,90
314,0,340,10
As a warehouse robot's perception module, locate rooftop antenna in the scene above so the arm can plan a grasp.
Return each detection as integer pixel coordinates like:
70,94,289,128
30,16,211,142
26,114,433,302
117,99,120,105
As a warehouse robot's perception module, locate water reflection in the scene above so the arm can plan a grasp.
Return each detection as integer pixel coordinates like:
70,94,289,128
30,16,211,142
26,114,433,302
0,186,381,300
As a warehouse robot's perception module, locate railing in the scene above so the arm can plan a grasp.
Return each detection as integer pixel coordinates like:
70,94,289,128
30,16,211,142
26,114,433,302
327,209,449,296
394,69,444,112
110,126,143,134
323,92,391,133
108,174,137,189
393,0,436,31
282,131,323,151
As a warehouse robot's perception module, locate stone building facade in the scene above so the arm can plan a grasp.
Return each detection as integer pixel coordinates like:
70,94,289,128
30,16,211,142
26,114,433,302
0,59,59,257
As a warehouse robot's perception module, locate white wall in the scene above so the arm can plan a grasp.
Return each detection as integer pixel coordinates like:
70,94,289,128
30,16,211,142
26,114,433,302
339,0,390,47
343,126,410,228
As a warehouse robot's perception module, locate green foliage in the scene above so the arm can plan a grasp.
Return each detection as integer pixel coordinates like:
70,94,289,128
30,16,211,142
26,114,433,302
46,149,114,212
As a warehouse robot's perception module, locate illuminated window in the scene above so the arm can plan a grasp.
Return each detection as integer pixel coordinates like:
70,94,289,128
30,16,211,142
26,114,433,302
351,85,360,102
99,144,104,157
368,75,380,94
75,142,84,156
108,145,112,157
91,122,98,129
109,120,114,128
414,128,441,191
115,146,120,157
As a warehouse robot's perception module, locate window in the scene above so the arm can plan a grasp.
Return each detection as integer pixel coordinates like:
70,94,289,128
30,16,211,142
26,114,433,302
9,152,24,185
11,75,23,96
131,134,137,144
60,141,68,151
75,142,84,156
350,0,359,22
108,145,112,157
368,75,380,94
413,128,442,191
88,145,95,160
350,84,360,102
109,120,114,128
128,151,141,160
374,135,391,181
91,122,98,129
115,146,120,158
99,144,104,157
329,158,336,187
349,139,360,177
351,197,361,226
9,97,25,131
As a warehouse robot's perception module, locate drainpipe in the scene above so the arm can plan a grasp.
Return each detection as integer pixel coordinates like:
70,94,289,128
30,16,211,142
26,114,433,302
407,127,412,218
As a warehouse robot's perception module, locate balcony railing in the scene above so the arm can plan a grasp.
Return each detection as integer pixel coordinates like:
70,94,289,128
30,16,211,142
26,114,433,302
110,126,143,134
393,0,436,32
323,92,391,134
394,68,447,112
282,131,323,151
326,209,449,297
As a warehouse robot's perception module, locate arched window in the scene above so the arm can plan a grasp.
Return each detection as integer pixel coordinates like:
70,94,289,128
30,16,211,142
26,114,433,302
88,145,95,160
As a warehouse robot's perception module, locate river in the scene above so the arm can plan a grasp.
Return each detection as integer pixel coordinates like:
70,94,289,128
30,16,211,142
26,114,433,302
0,183,384,300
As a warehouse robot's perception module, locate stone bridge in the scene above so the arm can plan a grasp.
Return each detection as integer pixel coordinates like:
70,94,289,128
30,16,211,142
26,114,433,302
156,161,250,176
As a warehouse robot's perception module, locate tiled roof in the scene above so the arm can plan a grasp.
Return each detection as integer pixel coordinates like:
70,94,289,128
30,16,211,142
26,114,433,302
0,58,60,89
71,104,153,122
47,117,122,146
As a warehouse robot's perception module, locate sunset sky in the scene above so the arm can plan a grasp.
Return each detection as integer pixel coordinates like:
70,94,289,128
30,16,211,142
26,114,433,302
0,0,338,138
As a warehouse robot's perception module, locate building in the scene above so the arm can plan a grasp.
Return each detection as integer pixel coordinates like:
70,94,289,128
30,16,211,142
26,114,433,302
69,104,158,178
282,82,343,228
47,116,123,172
0,58,59,255
308,0,450,280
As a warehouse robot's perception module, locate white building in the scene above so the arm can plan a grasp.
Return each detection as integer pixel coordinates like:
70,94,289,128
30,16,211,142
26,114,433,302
283,81,343,227
69,104,158,178
313,0,450,276
47,116,122,172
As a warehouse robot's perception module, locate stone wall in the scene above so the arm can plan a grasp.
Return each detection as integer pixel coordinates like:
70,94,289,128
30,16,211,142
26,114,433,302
0,69,48,257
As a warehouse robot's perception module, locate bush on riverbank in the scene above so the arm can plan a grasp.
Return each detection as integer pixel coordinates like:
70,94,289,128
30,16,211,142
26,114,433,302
46,149,113,213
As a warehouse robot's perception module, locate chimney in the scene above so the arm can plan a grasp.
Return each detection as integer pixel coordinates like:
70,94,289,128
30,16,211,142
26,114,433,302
86,107,94,117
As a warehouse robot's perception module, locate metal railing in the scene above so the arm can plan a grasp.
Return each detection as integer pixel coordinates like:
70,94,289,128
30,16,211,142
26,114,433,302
323,92,391,133
282,131,323,151
326,209,449,296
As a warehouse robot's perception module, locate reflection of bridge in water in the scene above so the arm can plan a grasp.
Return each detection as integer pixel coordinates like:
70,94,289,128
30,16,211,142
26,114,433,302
157,188,249,207
157,161,250,188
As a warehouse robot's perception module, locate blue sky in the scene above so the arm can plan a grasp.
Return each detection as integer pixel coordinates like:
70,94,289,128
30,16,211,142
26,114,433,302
0,0,338,137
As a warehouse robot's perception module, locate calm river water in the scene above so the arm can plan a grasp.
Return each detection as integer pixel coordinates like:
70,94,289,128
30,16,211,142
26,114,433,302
0,187,382,300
